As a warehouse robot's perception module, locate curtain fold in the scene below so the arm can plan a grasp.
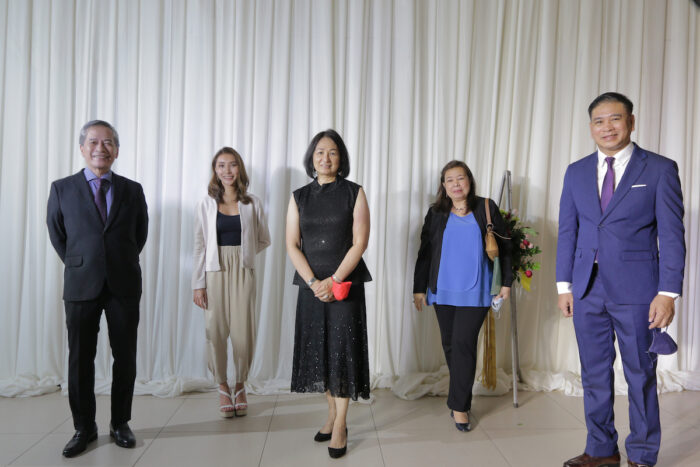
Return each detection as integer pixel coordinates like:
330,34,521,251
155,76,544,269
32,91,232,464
1,0,699,398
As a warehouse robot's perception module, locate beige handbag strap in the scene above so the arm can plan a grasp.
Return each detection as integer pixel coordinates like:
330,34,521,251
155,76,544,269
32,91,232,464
485,198,493,230
484,198,511,239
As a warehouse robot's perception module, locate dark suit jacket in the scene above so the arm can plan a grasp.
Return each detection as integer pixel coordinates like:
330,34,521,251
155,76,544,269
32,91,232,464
413,196,513,294
47,170,149,301
556,144,685,304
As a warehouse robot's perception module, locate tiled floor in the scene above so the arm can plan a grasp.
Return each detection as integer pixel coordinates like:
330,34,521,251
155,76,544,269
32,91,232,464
1,389,699,466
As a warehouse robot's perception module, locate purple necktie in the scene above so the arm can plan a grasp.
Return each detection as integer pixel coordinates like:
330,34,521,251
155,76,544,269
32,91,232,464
600,156,615,212
94,178,109,223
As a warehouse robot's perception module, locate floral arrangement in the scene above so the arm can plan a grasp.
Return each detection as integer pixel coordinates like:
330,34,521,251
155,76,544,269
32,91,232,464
500,209,541,291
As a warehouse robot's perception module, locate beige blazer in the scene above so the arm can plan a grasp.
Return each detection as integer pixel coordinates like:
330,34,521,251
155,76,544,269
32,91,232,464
192,194,270,289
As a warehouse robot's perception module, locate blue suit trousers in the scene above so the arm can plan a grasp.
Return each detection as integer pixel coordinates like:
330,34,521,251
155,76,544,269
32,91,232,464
573,266,660,466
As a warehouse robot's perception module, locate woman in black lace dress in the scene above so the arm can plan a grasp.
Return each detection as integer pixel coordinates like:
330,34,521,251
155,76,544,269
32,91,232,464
285,129,371,459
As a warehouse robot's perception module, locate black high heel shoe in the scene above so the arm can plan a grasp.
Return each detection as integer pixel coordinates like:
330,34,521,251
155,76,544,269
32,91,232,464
327,429,348,458
450,410,471,432
328,444,347,458
314,427,347,442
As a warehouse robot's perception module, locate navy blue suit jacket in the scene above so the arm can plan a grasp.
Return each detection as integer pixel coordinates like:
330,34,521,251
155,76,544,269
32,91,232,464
556,144,685,304
47,170,148,301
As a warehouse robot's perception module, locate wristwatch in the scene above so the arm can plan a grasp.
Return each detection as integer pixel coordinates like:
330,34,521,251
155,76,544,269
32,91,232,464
307,277,317,287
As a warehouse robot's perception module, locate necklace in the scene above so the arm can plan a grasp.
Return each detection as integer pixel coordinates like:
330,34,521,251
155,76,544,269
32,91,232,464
452,204,467,212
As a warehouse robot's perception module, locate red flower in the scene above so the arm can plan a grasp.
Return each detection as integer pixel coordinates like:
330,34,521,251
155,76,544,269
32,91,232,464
525,270,533,278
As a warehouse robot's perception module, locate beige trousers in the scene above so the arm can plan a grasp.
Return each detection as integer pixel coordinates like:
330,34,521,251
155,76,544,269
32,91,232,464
204,246,256,384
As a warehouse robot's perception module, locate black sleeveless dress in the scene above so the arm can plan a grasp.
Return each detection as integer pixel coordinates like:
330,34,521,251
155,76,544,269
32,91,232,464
291,178,372,400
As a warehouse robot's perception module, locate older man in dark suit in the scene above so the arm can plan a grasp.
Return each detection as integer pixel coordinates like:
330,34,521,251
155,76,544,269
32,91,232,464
47,120,148,457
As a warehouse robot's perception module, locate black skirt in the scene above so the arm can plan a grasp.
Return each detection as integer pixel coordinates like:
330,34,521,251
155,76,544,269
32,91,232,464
291,284,370,400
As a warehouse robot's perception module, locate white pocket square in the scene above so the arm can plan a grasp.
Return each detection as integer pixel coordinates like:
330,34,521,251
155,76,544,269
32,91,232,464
631,184,646,188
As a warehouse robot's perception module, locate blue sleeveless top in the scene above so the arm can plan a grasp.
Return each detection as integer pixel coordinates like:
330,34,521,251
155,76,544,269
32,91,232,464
427,212,493,307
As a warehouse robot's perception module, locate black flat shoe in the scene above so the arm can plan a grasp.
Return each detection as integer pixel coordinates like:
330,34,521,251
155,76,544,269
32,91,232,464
62,423,98,457
110,422,136,448
328,445,347,458
314,427,347,442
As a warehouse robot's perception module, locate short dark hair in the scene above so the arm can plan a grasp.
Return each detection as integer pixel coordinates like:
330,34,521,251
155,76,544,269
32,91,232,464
79,120,120,147
432,160,478,213
588,92,634,118
303,129,350,179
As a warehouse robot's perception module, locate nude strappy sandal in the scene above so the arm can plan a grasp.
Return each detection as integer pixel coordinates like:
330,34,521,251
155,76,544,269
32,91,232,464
233,388,247,417
218,388,235,418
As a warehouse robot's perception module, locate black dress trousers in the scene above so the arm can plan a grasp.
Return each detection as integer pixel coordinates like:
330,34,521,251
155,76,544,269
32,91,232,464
434,305,489,412
64,284,140,430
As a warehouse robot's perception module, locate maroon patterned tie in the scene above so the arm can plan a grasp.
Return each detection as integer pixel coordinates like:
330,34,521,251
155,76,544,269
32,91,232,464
600,157,615,212
94,178,109,223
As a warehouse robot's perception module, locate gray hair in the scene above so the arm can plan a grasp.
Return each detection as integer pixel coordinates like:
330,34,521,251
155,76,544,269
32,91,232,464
79,120,120,147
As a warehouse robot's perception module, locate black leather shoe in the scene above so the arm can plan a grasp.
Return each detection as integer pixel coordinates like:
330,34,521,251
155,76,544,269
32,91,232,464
314,427,347,442
563,452,621,466
110,422,136,448
62,423,98,458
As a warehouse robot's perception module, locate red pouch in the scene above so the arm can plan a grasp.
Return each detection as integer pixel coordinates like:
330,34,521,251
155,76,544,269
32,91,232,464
332,281,352,301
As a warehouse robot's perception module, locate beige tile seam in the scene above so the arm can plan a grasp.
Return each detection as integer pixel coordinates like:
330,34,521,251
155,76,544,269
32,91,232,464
480,424,520,467
369,394,387,466
46,413,74,435
543,391,587,424
132,397,186,466
9,413,74,465
7,432,53,466
256,394,278,467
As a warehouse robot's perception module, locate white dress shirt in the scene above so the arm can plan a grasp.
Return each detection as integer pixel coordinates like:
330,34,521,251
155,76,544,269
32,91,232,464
595,142,634,197
557,143,678,299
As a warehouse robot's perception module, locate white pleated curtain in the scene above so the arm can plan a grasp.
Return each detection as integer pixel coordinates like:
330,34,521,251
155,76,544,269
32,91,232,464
1,0,699,398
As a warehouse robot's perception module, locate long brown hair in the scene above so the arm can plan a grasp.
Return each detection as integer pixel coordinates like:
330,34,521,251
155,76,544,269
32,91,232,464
432,160,477,213
208,147,252,204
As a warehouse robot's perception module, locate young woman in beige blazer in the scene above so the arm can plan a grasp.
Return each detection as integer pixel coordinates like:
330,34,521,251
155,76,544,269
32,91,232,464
192,147,270,418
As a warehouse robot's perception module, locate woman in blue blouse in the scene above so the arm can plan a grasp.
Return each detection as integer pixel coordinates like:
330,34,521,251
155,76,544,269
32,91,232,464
413,160,513,431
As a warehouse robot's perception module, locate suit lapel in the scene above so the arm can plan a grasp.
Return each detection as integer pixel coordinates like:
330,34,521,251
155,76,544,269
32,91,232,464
600,146,647,221
105,173,124,229
73,171,104,225
581,154,602,219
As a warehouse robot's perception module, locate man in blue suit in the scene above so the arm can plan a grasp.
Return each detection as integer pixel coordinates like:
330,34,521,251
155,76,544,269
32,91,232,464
556,92,685,467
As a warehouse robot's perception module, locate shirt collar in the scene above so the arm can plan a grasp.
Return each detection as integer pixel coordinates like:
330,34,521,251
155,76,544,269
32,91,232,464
597,142,634,167
83,167,113,182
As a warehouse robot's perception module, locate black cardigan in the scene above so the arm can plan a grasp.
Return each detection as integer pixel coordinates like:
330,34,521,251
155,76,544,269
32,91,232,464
413,196,514,294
